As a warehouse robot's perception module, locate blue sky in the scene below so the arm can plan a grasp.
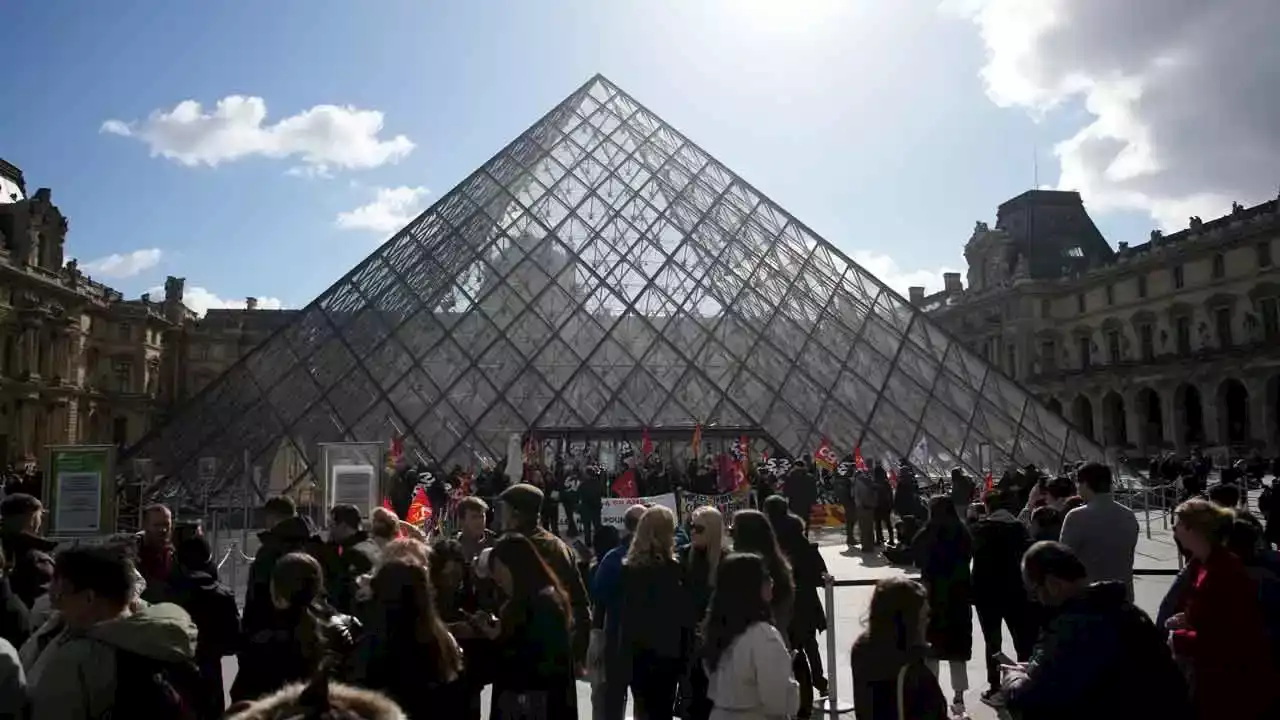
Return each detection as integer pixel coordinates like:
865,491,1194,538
5,1,1259,314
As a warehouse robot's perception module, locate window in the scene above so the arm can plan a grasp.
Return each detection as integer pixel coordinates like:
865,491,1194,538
1079,336,1092,370
1212,253,1225,279
1065,246,1084,258
1215,307,1233,348
1107,330,1122,363
1173,265,1185,290
1105,285,1115,306
1262,298,1280,341
1006,345,1017,378
1258,242,1273,268
1040,298,1051,319
117,323,131,342
113,360,132,393
1040,339,1056,373
1137,275,1148,299
1176,316,1192,355
1076,294,1086,314
1139,323,1155,362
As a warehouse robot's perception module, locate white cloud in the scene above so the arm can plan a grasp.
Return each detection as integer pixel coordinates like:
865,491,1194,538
336,186,431,234
81,248,162,279
147,285,284,317
953,0,1280,229
850,250,960,297
102,96,414,175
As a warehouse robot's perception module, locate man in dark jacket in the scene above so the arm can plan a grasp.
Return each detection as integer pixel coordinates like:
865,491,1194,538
240,495,323,636
136,503,175,603
322,503,382,614
1003,541,1191,719
171,534,240,719
499,483,591,667
786,459,816,536
0,493,56,609
970,488,1035,706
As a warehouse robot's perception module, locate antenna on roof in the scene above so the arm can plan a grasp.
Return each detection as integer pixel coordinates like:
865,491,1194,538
1032,144,1039,190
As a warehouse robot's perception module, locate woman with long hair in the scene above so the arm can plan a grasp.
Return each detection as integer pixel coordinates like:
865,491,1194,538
1168,499,1277,719
679,506,727,720
484,533,577,720
729,510,795,638
231,552,360,703
608,505,692,720
850,577,948,720
355,559,466,718
912,495,974,716
701,553,799,720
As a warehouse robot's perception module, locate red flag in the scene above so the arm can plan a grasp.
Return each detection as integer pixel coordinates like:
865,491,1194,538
889,468,898,488
612,468,638,498
854,446,868,472
641,427,654,457
814,438,837,472
984,472,994,492
405,486,432,527
690,423,703,457
382,496,394,512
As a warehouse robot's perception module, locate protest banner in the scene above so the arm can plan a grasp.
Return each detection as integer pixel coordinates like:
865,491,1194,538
810,503,846,528
677,488,753,527
599,493,678,527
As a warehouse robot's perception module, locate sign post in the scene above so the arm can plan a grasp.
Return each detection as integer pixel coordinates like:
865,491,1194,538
44,445,116,536
318,442,384,518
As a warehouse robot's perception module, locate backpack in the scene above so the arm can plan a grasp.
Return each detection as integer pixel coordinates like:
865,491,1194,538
110,649,202,720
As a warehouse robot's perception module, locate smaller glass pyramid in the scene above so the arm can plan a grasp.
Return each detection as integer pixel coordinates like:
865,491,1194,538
124,74,1103,503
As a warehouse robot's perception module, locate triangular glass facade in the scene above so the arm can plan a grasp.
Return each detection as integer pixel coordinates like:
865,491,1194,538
125,74,1103,500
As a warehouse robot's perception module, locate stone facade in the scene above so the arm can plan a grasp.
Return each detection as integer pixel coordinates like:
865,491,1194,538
919,189,1280,458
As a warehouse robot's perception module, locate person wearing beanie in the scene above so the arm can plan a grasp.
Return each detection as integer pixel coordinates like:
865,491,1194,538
498,483,592,669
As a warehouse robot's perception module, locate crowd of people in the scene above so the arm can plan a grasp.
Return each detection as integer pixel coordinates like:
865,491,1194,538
0,451,1270,718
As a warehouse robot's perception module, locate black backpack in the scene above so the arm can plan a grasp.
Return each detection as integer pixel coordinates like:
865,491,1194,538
110,648,202,720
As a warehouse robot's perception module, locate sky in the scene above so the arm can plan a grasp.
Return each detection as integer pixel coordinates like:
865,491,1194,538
2,1,1276,315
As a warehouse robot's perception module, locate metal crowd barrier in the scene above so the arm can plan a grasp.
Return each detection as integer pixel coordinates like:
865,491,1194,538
815,567,1181,717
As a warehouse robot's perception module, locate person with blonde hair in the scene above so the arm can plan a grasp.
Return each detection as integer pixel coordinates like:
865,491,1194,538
679,506,727,720
606,505,694,720
1167,498,1277,719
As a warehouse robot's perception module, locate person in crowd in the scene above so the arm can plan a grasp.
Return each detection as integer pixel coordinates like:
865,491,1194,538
369,507,401,553
485,533,578,720
588,504,646,720
1223,513,1280,660
1028,506,1063,542
170,534,240,719
27,546,199,720
873,463,896,547
969,488,1034,707
912,495,973,716
607,506,692,720
763,495,829,717
0,634,24,719
703,553,800,720
231,552,361,703
1206,482,1241,510
560,461,581,539
498,483,591,668
242,495,324,637
1166,499,1277,719
136,504,175,603
1018,475,1075,530
729,510,795,639
1002,541,1191,720
428,538,492,718
850,576,947,720
354,558,467,718
323,504,382,615
1061,495,1085,513
0,545,30,649
380,537,430,568
0,494,56,609
456,496,496,563
853,468,878,551
589,525,620,589
225,675,407,720
833,457,856,548
679,506,727,720
949,468,975,512
579,466,606,545
786,460,817,537
1059,463,1139,600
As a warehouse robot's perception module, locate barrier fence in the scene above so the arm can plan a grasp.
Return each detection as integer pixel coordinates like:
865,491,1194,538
815,567,1181,718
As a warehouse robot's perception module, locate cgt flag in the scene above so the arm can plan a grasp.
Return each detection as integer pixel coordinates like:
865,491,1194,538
612,468,639,498
814,438,837,472
641,427,654,457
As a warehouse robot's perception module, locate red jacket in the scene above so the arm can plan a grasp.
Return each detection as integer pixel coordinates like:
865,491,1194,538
1172,549,1277,719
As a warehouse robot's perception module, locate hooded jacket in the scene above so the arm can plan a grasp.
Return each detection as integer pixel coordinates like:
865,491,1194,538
523,527,591,665
242,515,323,636
970,509,1032,604
27,602,197,720
1004,581,1191,720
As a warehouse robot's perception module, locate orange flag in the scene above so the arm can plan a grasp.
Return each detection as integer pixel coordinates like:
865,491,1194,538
405,486,432,527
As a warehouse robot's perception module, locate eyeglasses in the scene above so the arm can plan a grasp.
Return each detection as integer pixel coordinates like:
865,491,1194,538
691,524,706,534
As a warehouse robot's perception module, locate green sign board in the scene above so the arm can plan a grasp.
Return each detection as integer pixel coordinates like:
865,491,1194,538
45,445,115,535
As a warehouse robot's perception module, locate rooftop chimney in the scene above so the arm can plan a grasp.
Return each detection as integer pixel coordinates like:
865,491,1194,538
943,272,962,293
246,297,258,311
908,286,925,304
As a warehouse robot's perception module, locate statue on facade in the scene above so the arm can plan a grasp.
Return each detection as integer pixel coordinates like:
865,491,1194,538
1150,229,1163,243
1232,201,1245,214
164,276,186,304
1189,216,1203,230
974,221,989,234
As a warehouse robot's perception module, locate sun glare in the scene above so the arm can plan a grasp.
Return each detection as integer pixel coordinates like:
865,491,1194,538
729,0,846,32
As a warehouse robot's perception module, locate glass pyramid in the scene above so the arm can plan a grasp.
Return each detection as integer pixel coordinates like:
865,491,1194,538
124,74,1103,503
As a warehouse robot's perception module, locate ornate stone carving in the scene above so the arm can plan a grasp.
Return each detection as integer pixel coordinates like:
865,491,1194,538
1189,216,1203,230
974,221,989,233
1150,229,1163,243
1232,201,1245,214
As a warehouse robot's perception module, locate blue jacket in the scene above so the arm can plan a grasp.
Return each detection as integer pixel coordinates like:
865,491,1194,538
591,538,631,632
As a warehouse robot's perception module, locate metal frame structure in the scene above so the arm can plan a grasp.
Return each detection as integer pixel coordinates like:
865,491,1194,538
121,74,1105,510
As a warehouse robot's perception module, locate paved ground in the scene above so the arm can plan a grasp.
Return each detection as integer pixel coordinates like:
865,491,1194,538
218,506,1185,719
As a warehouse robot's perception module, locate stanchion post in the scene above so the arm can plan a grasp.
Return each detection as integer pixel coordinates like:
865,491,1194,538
1144,487,1152,540
819,574,855,718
